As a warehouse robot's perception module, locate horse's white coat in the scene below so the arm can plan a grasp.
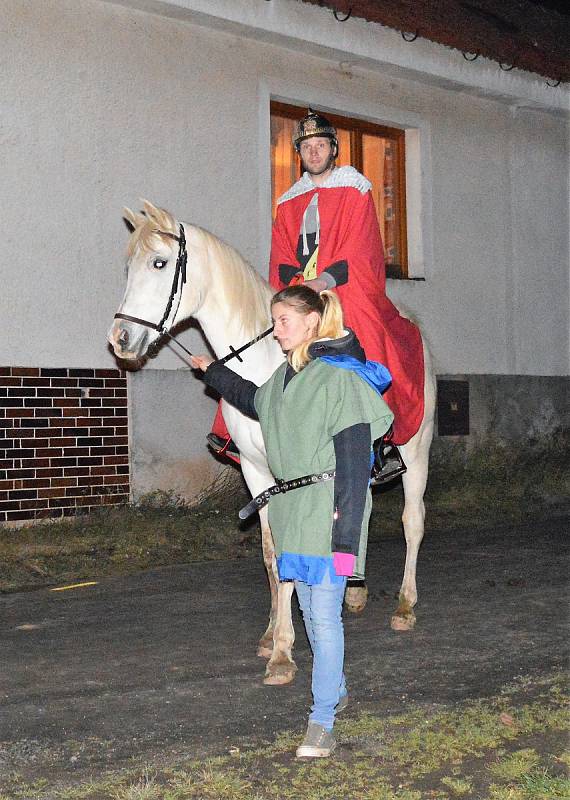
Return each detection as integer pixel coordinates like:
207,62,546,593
109,203,435,683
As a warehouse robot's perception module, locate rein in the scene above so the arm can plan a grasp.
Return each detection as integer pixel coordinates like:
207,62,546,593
114,222,274,368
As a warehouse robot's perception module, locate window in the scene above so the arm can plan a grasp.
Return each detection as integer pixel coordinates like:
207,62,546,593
270,101,408,278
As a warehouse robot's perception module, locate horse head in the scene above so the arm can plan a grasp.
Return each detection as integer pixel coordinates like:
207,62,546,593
109,201,275,368
108,200,206,361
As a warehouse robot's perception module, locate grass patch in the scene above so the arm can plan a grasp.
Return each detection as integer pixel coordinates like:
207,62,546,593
441,775,473,795
1,434,568,594
0,471,254,593
2,673,567,800
110,768,162,800
489,749,543,781
488,769,570,800
370,430,569,538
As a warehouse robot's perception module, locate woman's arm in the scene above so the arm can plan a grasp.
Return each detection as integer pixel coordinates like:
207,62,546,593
331,422,371,556
191,357,259,420
204,363,259,420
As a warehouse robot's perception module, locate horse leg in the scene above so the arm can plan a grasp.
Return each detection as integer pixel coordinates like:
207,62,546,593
392,434,430,631
264,580,297,685
257,507,278,657
256,507,297,684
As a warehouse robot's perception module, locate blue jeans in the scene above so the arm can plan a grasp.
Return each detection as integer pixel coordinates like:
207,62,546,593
294,570,347,731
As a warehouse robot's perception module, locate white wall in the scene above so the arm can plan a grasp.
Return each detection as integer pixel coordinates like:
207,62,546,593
2,0,567,373
509,108,570,375
1,0,262,370
1,0,568,494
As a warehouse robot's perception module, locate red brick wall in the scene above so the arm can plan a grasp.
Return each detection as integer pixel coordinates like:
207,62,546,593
0,367,130,523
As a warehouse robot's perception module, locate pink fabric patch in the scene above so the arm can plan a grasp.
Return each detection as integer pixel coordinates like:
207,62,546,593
333,552,355,577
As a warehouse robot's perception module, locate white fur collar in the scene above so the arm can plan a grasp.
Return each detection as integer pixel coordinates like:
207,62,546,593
277,166,372,205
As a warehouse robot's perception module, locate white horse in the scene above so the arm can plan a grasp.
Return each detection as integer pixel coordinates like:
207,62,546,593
108,201,436,685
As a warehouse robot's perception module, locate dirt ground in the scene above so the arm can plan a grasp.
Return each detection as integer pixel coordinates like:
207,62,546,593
1,516,568,791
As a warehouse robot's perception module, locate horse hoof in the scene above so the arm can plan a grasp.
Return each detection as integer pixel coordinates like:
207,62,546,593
257,645,272,659
345,585,368,613
391,611,416,631
263,671,296,686
263,661,297,686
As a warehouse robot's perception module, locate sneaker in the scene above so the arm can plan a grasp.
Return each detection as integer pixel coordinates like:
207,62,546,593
296,722,336,758
336,693,348,714
206,433,240,462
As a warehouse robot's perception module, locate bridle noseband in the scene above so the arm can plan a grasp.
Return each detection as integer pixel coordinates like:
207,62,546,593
113,222,273,367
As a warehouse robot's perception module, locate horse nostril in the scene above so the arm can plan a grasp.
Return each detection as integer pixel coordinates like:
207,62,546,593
118,328,129,346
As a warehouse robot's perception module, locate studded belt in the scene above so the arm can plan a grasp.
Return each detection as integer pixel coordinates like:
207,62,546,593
238,470,336,520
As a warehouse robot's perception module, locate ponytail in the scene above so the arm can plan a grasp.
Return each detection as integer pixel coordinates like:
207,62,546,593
316,290,344,340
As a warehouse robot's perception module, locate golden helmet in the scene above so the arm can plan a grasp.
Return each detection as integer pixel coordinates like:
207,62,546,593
292,108,338,156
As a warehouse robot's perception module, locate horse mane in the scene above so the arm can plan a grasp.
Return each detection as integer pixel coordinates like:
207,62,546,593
194,226,273,337
125,203,178,260
124,202,273,338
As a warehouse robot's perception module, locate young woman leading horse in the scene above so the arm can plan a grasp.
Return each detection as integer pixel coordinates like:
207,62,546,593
191,286,394,757
108,202,436,688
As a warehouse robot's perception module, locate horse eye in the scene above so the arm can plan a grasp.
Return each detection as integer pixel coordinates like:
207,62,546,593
153,257,168,270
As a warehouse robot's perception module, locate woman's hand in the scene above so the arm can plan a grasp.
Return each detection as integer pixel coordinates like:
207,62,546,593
303,277,329,293
190,355,214,372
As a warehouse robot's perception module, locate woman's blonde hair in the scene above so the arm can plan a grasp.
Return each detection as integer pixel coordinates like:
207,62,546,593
271,285,345,372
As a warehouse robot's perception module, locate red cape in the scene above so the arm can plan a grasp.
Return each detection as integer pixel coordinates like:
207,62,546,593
269,184,424,444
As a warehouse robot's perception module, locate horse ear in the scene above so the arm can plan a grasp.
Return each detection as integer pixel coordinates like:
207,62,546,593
141,198,160,222
123,207,145,231
140,198,177,235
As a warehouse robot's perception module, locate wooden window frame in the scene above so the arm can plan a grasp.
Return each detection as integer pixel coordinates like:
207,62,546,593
271,101,408,279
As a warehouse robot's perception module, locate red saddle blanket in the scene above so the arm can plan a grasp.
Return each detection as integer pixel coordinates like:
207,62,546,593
343,293,424,445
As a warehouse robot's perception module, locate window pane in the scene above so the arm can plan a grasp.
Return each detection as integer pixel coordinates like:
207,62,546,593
270,115,299,219
362,133,400,268
335,128,352,167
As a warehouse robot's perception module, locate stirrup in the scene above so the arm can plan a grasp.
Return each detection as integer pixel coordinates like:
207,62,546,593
206,433,240,462
370,439,406,485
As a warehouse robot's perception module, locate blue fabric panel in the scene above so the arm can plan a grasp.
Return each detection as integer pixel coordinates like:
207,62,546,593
320,355,392,395
277,553,346,585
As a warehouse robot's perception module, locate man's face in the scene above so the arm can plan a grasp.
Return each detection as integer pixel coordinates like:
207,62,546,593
299,137,334,176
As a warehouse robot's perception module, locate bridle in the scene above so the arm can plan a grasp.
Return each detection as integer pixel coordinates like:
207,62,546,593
114,224,188,335
114,222,273,366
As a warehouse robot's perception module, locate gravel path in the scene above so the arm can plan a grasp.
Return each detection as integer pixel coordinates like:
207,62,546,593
1,516,568,780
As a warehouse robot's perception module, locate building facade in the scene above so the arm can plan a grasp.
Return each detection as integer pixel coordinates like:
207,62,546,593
1,0,568,520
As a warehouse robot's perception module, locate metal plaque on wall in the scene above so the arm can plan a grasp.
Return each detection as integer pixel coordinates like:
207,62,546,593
437,379,470,436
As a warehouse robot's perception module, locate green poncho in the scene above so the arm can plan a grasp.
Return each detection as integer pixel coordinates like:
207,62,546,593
254,358,394,581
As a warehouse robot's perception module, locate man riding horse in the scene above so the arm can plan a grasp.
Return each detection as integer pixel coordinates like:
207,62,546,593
209,108,424,476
